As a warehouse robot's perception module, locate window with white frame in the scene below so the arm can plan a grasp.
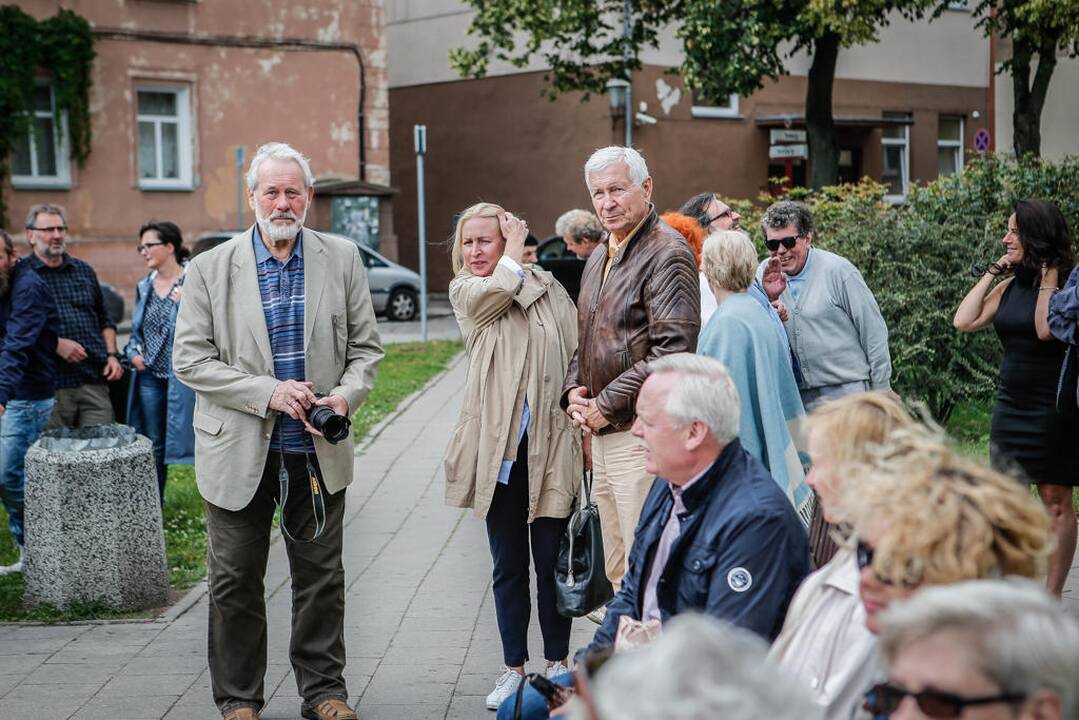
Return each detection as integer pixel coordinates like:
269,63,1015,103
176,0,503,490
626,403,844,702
11,83,71,189
881,112,911,201
691,91,740,119
938,115,964,177
136,84,193,189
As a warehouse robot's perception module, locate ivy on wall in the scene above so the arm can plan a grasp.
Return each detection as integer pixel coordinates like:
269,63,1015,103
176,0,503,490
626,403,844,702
0,5,94,223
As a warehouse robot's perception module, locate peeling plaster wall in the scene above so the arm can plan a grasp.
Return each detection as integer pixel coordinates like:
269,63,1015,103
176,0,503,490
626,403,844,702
7,0,389,307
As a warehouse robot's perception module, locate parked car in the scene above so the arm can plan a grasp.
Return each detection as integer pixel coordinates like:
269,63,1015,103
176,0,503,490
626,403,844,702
537,234,587,303
193,231,422,321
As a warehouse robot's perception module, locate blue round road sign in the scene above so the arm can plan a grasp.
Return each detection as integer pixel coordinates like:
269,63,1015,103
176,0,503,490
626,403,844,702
974,128,991,153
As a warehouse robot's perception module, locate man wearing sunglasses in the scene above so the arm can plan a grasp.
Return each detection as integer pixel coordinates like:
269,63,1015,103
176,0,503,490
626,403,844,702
871,578,1079,720
681,192,802,384
756,200,891,410
23,203,124,428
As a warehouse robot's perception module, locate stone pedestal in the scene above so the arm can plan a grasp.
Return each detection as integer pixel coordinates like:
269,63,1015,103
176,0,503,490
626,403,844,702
23,424,169,611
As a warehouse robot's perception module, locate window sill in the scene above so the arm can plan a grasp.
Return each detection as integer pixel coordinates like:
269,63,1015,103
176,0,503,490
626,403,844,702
690,108,744,120
138,182,195,192
11,178,72,191
884,194,908,206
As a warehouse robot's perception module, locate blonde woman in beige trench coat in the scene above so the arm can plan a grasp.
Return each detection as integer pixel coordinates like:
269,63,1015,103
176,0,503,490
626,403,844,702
443,202,582,710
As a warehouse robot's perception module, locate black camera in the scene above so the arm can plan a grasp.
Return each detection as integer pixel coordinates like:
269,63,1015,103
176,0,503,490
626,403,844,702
307,394,351,444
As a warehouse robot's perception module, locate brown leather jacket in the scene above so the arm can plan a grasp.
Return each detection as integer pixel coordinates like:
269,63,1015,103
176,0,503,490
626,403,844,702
561,208,700,433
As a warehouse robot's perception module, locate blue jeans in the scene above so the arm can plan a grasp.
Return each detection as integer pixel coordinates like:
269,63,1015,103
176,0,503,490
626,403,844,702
497,672,573,720
0,398,55,547
137,374,169,503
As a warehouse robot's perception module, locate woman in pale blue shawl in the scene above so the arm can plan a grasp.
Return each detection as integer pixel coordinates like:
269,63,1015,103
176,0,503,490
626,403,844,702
698,230,812,525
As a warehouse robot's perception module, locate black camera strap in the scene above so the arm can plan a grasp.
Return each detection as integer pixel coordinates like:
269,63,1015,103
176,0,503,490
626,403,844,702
277,450,327,543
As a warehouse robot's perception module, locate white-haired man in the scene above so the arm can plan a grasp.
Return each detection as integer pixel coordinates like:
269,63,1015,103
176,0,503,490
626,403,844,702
588,614,820,720
174,142,384,720
563,147,701,607
873,578,1079,720
505,354,810,719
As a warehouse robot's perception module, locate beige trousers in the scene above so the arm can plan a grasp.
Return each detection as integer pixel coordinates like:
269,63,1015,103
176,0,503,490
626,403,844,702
592,430,654,591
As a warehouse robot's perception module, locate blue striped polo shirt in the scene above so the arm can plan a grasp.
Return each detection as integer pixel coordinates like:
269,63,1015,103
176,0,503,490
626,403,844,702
253,227,314,453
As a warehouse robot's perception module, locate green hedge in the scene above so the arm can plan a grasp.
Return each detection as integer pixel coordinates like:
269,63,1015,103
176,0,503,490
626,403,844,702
725,154,1079,422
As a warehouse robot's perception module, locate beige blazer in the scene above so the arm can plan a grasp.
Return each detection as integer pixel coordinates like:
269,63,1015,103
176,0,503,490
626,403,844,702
173,227,384,510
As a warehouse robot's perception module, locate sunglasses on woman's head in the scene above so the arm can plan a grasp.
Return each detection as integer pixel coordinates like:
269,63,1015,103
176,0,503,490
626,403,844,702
864,682,1025,719
765,235,800,252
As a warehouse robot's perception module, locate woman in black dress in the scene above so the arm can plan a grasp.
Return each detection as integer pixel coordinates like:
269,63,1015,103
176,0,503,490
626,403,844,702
953,199,1078,596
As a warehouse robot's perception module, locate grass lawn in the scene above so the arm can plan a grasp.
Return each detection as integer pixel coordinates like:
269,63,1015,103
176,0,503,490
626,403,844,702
0,339,463,622
947,401,1079,514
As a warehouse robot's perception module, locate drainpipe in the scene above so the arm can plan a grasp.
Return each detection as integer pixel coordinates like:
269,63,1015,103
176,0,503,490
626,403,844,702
92,28,368,181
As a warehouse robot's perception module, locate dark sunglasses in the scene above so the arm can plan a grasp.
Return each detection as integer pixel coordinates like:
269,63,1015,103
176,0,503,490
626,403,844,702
136,241,166,253
765,234,800,252
705,208,732,225
855,540,875,571
864,682,1025,719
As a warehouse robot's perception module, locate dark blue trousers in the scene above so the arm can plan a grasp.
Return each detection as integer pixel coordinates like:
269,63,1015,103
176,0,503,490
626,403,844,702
485,436,571,667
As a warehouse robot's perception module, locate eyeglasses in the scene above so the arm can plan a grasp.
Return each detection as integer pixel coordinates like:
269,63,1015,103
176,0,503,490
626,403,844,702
765,234,801,252
136,242,166,253
27,225,67,235
864,682,1025,718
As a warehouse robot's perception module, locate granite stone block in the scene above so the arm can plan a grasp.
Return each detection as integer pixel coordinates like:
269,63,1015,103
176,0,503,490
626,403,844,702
23,424,169,611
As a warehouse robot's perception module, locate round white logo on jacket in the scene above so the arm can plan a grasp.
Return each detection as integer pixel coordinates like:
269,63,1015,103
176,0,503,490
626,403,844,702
727,567,752,592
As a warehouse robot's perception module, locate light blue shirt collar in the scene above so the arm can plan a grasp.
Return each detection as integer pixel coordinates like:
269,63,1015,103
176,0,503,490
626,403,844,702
252,224,303,264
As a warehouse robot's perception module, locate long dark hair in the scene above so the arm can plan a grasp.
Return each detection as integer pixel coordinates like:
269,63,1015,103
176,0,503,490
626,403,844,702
1013,199,1073,284
138,220,190,263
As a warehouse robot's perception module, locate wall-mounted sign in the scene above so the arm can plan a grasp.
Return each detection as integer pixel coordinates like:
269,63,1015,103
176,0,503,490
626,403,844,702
770,129,807,144
769,144,808,159
974,128,991,153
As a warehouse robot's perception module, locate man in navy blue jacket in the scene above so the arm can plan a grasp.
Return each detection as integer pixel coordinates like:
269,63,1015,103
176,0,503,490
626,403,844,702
0,230,60,574
500,353,810,719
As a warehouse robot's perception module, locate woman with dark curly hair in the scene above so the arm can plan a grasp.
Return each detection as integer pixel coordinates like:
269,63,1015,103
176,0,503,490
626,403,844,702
953,198,1077,596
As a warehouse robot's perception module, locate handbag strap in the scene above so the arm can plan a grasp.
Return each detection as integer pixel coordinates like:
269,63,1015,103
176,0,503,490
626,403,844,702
277,450,327,544
581,470,593,501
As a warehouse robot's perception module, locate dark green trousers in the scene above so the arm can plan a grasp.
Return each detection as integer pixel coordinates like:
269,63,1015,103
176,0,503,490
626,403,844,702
205,452,348,714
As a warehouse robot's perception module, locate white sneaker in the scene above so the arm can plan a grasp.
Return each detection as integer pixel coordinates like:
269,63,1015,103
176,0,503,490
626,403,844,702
486,668,523,711
545,662,569,680
0,546,24,576
586,605,607,625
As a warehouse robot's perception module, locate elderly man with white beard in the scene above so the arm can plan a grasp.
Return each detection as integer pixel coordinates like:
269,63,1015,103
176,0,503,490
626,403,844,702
173,142,384,720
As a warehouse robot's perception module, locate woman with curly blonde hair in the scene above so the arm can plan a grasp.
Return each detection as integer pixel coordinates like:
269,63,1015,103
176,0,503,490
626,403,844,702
848,430,1051,637
769,391,914,719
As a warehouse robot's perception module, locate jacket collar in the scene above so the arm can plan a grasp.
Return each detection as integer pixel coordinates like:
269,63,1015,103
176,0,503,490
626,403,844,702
675,437,744,514
605,205,658,263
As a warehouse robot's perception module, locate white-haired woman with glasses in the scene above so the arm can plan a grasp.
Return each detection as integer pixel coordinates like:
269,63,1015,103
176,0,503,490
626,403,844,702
871,578,1079,720
443,202,582,711
697,229,811,522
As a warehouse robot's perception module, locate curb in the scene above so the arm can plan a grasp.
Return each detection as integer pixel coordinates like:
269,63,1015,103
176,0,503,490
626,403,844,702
354,351,465,456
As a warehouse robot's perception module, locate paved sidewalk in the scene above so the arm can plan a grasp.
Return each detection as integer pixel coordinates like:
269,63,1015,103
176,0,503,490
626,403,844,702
0,356,1076,720
0,356,593,720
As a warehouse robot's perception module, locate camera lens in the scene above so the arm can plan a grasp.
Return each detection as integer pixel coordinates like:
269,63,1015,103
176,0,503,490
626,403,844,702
307,405,351,444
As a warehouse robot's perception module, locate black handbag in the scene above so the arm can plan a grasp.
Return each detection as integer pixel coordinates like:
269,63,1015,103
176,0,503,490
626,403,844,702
555,471,614,617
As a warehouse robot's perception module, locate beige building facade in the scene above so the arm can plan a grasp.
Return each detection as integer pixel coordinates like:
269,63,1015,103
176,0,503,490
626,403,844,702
387,2,995,291
6,0,391,306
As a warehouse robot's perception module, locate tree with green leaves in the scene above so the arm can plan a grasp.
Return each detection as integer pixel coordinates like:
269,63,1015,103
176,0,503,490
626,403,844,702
0,5,94,224
451,0,936,189
970,0,1079,158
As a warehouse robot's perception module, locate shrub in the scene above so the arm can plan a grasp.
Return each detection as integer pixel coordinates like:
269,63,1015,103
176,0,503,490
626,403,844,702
723,154,1079,422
